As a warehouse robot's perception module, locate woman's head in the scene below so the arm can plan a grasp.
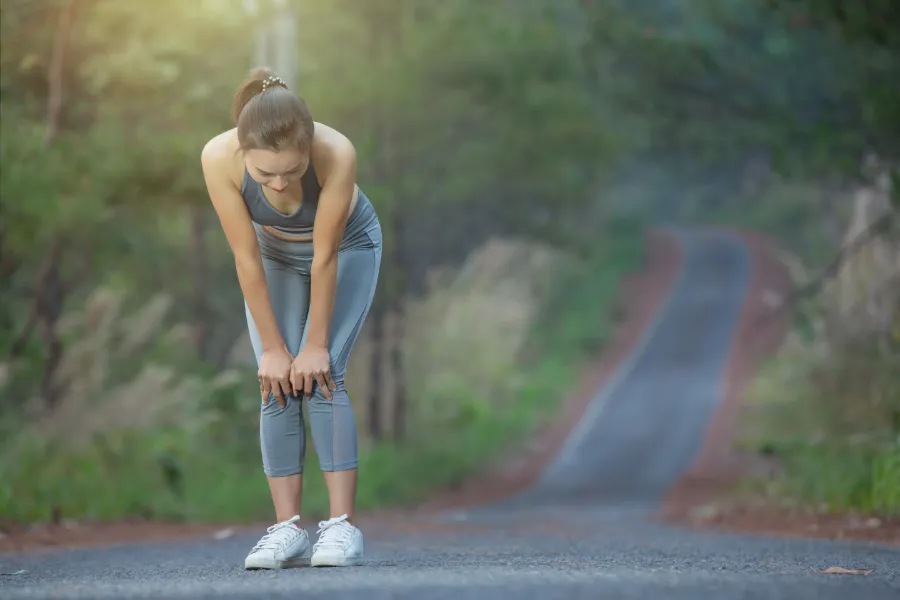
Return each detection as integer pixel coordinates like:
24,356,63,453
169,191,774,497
232,67,314,192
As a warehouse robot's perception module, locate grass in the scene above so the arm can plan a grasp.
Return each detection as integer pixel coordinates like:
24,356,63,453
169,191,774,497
739,328,900,517
0,221,644,525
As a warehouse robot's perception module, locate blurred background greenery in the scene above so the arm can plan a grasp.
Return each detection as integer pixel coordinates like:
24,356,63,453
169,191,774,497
0,0,897,525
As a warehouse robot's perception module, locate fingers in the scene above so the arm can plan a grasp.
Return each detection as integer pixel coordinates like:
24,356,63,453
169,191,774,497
261,373,290,407
284,361,337,402
273,379,290,408
290,368,308,399
303,372,314,399
314,372,332,401
259,374,270,404
289,369,299,398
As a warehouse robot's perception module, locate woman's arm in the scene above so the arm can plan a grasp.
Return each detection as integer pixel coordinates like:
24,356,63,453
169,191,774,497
200,137,285,353
305,125,358,351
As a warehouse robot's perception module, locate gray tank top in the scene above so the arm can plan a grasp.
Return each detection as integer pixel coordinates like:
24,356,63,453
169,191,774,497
240,160,321,236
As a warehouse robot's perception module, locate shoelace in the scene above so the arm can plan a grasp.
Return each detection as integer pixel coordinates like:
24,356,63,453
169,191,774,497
314,514,354,550
251,515,301,552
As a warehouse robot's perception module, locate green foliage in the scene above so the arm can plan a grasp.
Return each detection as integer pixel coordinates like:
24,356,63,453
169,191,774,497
705,179,846,265
765,0,900,50
532,215,646,359
292,0,625,256
573,0,900,184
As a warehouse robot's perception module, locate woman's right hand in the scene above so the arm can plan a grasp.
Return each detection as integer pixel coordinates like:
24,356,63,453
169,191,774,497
258,345,294,407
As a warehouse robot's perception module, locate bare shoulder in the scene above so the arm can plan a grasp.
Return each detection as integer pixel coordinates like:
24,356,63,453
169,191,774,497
312,122,356,164
201,128,243,188
310,123,356,188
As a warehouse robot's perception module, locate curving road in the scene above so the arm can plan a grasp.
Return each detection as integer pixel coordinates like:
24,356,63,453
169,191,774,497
2,230,898,599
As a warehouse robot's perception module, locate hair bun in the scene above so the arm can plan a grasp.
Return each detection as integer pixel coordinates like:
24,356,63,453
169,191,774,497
232,66,289,125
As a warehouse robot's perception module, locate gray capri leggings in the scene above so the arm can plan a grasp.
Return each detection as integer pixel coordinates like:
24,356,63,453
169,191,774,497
245,190,382,476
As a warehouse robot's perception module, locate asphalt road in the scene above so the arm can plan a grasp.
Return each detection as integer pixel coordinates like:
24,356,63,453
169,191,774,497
3,230,898,600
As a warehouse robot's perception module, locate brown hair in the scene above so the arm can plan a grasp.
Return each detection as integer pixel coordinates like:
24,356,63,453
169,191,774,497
231,66,314,155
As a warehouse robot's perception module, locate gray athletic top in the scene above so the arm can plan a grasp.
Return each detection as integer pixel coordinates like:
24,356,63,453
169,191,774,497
240,159,322,237
241,158,379,250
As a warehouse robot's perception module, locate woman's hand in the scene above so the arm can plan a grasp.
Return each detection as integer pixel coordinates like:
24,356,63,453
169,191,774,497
290,345,337,400
258,345,294,407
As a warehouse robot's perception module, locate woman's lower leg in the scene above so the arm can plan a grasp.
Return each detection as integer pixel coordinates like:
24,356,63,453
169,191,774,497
307,387,360,523
322,469,357,523
267,473,304,522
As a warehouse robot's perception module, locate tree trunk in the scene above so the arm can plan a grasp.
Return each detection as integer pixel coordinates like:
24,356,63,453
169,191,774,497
361,3,396,445
366,293,385,442
389,305,406,442
30,0,77,406
388,212,408,443
44,0,77,148
373,8,410,442
38,246,65,405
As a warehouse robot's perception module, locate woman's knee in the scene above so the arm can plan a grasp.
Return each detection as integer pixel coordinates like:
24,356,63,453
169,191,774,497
259,393,301,416
305,387,354,421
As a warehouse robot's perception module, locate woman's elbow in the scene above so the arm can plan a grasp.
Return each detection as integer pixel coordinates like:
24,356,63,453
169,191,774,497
311,251,337,274
233,251,263,277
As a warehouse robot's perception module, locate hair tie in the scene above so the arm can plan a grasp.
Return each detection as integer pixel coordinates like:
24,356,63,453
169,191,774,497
261,75,287,92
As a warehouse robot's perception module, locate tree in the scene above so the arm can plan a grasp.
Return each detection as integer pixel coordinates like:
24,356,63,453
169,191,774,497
0,0,255,410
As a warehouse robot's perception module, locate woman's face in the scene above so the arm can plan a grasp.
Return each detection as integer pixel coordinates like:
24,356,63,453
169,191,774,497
244,148,309,193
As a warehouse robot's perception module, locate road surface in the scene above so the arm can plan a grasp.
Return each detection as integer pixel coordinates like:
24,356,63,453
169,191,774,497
2,230,897,599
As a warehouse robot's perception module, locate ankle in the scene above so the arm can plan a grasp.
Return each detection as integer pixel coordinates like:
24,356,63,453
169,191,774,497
275,513,301,525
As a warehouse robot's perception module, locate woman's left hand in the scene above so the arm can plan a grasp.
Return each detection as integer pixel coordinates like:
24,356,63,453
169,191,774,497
290,345,337,400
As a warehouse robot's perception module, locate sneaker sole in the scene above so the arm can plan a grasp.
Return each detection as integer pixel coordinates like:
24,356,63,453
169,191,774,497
310,555,363,567
244,555,311,570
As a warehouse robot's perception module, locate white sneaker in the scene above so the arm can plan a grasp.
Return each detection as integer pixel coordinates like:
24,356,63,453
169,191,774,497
310,514,364,567
244,515,311,569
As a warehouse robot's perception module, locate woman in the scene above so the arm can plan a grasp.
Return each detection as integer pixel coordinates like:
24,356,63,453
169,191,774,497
200,67,381,569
